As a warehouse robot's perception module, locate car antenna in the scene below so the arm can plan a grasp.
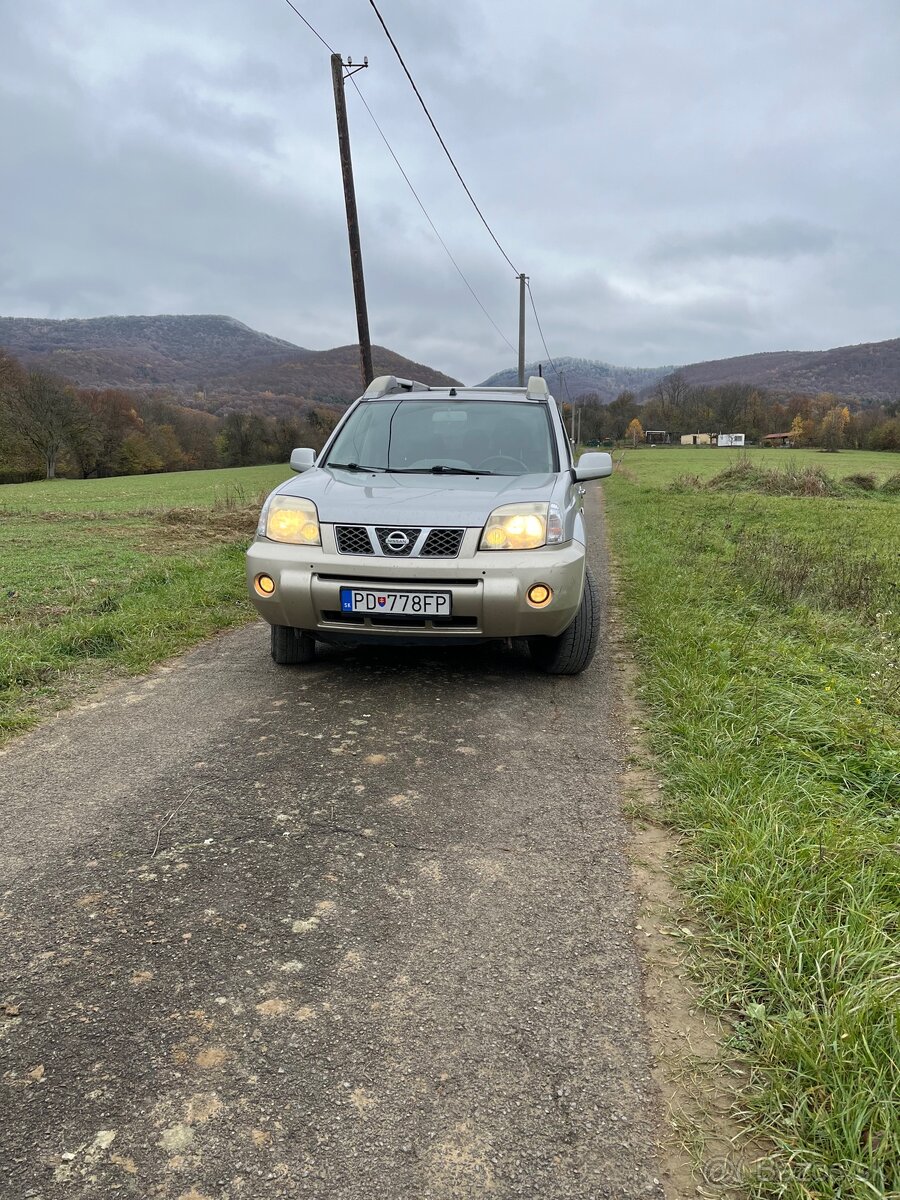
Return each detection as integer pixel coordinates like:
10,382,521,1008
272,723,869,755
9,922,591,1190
449,387,457,396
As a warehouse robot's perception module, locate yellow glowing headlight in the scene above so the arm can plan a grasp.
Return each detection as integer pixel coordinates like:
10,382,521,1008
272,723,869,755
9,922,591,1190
265,497,321,545
480,503,549,551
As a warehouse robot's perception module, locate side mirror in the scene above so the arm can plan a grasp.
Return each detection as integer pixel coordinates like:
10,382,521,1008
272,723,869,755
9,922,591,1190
573,451,612,482
290,447,316,473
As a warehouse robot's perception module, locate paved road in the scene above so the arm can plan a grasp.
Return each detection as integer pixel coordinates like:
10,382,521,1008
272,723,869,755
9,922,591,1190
1,497,666,1200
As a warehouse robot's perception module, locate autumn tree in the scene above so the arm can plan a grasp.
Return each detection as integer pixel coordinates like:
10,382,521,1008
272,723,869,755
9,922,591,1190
0,352,29,472
219,412,269,467
626,417,644,447
67,389,144,477
819,405,850,452
119,432,164,474
789,413,810,446
606,390,639,438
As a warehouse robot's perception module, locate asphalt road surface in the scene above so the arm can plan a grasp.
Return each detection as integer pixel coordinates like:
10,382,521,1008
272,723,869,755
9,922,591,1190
1,499,667,1200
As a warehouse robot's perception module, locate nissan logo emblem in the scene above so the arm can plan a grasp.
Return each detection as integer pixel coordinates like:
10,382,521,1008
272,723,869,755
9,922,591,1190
385,530,410,552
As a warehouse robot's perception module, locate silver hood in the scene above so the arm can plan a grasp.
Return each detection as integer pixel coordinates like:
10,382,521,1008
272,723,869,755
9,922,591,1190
275,467,558,526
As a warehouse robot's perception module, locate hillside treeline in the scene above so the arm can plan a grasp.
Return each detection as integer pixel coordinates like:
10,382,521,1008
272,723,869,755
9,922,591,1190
570,374,900,450
0,350,339,483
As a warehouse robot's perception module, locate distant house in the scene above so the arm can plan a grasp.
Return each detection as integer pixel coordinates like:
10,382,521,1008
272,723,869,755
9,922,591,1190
762,432,793,447
716,433,746,448
681,433,711,446
645,430,670,445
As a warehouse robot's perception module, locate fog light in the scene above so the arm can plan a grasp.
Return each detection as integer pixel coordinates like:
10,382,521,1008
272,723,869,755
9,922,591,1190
527,583,552,608
254,573,276,597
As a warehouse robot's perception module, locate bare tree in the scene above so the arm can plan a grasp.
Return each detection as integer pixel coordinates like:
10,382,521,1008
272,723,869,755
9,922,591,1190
2,371,76,478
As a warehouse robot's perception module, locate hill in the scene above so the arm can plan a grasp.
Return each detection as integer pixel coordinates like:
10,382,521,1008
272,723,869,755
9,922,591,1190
669,337,900,402
0,314,306,390
0,315,459,413
479,357,673,402
211,344,461,416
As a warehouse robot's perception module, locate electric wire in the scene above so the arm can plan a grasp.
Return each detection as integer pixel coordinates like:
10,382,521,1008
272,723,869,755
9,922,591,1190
278,0,523,365
528,280,573,405
279,0,334,53
367,0,520,277
348,78,517,355
526,280,557,376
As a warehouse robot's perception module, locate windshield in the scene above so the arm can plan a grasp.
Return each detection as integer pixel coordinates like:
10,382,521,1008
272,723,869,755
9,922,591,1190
324,399,556,475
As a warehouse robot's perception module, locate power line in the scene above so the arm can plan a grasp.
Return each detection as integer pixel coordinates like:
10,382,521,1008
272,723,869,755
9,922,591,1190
277,0,520,361
348,78,517,355
526,281,557,376
527,281,573,403
280,0,334,53
367,0,520,277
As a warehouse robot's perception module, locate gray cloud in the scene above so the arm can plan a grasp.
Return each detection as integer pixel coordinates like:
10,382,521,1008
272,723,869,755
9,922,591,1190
649,219,837,264
1,0,899,382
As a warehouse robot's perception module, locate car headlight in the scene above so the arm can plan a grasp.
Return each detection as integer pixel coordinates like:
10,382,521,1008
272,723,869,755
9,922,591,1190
480,502,563,550
264,496,321,545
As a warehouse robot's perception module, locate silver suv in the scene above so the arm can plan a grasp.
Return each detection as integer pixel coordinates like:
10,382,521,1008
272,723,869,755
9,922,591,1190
246,374,611,674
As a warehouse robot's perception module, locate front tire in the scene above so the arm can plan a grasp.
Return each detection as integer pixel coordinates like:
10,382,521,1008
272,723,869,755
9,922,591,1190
528,566,599,675
270,624,316,665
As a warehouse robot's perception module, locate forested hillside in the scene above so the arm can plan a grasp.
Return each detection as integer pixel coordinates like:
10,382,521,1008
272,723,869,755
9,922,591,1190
0,315,459,411
480,357,672,401
666,337,900,403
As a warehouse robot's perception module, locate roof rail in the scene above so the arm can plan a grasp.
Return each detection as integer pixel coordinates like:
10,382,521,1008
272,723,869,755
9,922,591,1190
362,375,432,399
525,375,550,401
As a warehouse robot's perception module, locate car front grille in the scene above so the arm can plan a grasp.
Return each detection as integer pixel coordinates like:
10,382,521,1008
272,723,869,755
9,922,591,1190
332,526,466,558
375,527,420,557
335,525,374,555
420,528,464,557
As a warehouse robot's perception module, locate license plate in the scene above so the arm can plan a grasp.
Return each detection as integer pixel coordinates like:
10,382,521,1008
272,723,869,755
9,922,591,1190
339,587,452,617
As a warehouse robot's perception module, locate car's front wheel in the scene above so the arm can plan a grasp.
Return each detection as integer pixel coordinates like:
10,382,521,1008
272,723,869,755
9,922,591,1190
270,624,316,666
528,565,599,675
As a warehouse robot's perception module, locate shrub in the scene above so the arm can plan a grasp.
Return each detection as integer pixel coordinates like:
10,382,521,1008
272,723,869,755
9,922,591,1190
705,457,767,490
707,460,840,497
881,472,900,495
669,473,703,491
842,472,878,491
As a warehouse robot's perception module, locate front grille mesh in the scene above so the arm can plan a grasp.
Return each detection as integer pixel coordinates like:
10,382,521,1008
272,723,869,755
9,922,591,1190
335,525,373,555
375,527,421,557
334,525,465,558
420,528,464,558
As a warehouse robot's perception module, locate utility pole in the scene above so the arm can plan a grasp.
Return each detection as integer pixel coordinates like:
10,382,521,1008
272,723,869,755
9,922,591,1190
517,273,527,386
331,53,373,390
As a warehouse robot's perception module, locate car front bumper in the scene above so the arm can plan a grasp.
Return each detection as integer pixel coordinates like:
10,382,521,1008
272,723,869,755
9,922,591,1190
246,528,586,641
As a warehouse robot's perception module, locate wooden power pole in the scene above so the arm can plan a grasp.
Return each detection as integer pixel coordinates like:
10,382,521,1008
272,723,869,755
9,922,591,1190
517,273,527,386
331,53,373,390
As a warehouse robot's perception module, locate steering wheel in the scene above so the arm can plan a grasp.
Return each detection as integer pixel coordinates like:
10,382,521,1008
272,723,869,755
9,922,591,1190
475,454,529,473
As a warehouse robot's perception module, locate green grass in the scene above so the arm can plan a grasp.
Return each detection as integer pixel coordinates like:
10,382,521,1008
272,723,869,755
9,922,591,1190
0,462,290,513
605,459,900,1196
616,445,900,488
0,464,291,737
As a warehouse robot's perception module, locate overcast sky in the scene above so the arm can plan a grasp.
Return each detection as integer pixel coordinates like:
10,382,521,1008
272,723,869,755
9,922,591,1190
2,0,899,382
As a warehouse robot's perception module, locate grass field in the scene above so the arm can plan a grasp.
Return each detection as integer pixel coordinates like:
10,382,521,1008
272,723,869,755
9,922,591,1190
605,448,900,1197
0,462,289,513
0,464,290,737
618,444,900,488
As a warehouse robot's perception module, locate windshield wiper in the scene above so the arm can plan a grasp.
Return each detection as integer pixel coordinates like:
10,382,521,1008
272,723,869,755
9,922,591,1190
326,462,386,473
391,465,495,475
